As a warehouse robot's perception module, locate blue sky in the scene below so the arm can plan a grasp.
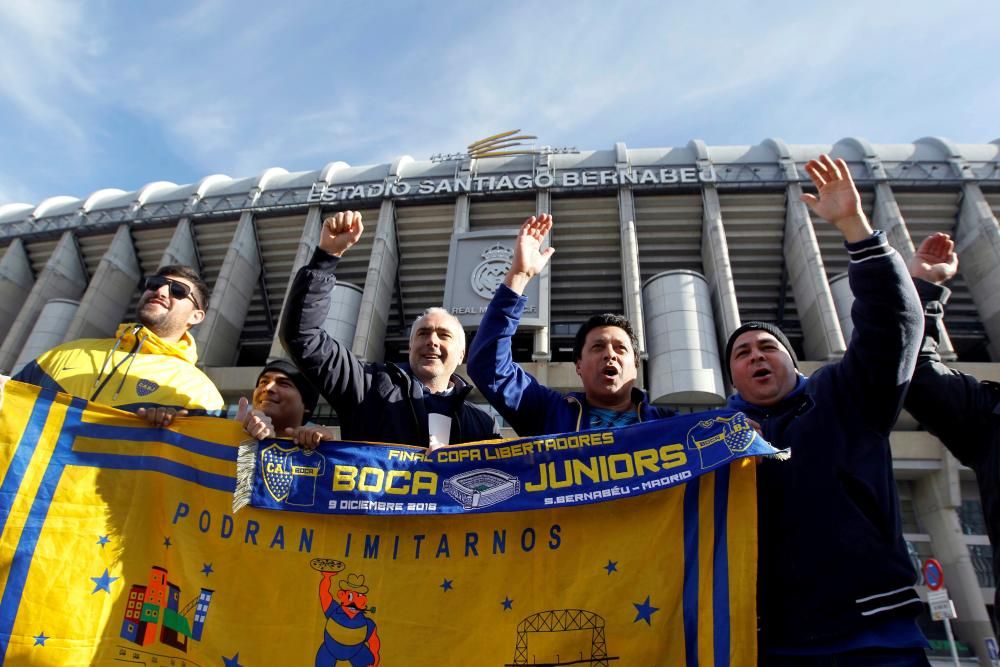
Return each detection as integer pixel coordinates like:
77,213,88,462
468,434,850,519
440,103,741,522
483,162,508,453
1,0,997,206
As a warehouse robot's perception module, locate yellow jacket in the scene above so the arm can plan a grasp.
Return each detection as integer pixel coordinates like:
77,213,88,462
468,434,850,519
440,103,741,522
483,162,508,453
13,323,224,414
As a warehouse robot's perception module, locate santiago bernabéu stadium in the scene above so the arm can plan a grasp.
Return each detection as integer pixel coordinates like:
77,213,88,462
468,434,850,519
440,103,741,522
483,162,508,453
1,133,997,658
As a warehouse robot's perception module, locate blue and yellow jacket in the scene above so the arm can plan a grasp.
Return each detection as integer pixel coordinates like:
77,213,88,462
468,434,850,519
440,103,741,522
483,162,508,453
13,323,224,414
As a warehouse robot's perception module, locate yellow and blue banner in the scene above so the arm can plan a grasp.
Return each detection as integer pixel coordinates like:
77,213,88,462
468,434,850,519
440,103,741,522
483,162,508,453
0,379,770,666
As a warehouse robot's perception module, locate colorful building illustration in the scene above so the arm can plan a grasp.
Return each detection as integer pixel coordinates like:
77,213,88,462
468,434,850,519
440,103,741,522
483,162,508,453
119,565,214,653
191,589,214,641
119,584,147,643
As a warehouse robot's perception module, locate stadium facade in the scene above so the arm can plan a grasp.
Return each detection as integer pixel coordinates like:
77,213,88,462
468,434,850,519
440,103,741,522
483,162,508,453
1,136,998,662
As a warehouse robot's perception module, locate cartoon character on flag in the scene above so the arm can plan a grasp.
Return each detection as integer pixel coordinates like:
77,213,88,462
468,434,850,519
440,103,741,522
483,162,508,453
313,558,381,667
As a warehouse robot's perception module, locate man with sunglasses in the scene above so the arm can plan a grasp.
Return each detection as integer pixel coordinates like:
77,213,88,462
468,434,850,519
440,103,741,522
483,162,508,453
14,265,224,426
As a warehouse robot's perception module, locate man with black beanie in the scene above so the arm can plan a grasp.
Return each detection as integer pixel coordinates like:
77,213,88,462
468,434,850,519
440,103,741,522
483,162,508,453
725,155,927,665
238,359,336,448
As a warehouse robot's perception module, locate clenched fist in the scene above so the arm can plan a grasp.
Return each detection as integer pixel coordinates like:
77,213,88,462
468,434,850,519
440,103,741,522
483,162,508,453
319,210,364,257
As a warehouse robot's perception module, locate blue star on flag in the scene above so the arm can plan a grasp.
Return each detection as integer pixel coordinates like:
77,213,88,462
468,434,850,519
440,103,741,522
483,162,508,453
163,536,172,548
440,578,453,592
201,563,214,576
222,652,243,667
32,632,49,646
604,560,618,574
96,535,110,548
501,596,513,610
90,569,118,594
633,595,659,625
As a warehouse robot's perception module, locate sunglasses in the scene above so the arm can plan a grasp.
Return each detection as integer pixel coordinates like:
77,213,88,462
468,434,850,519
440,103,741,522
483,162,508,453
141,275,202,310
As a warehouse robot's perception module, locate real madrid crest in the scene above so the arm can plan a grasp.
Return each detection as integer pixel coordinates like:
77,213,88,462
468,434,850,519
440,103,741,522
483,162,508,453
470,242,514,299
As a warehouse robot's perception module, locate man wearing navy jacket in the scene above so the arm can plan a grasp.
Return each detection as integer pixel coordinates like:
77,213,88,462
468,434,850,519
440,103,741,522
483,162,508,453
725,155,927,665
280,211,499,448
904,232,999,636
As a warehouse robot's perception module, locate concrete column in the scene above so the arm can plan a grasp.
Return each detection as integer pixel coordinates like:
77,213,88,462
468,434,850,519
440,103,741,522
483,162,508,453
824,184,959,360
618,188,647,359
322,283,364,347
873,183,915,260
0,231,88,372
914,454,997,667
63,224,141,341
954,183,1000,360
0,239,35,347
13,299,80,374
194,212,260,367
158,218,200,270
701,184,742,354
353,199,398,362
828,273,854,341
784,182,846,360
533,188,552,361
268,207,323,360
453,194,470,234
615,142,645,359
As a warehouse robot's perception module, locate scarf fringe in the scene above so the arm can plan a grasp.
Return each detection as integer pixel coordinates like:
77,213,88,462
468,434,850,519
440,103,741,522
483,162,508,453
233,440,259,513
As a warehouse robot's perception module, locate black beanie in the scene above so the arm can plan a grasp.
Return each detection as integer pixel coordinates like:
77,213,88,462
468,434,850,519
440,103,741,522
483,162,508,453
257,359,320,418
724,322,799,381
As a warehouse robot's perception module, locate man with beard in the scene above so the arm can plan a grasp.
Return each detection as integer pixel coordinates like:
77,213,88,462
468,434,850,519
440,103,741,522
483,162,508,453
14,265,223,425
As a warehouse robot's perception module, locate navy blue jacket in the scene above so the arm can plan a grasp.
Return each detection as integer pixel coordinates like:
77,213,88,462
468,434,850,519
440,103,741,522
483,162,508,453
280,249,499,447
727,232,923,647
467,283,674,436
904,278,1000,633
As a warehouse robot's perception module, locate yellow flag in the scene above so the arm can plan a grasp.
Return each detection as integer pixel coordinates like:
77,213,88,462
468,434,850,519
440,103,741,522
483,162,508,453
0,380,759,666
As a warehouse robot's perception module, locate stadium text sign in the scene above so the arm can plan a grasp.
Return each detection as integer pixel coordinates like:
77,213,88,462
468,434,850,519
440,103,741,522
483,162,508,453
307,166,718,203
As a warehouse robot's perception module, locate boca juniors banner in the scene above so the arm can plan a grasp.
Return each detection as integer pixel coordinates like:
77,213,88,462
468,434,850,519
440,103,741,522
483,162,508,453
0,379,774,666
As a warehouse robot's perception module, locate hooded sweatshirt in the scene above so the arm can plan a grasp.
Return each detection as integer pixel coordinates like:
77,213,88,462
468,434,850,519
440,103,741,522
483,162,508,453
13,323,224,414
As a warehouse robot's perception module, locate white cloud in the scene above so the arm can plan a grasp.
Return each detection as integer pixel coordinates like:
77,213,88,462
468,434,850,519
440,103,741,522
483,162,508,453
3,0,998,206
0,0,98,145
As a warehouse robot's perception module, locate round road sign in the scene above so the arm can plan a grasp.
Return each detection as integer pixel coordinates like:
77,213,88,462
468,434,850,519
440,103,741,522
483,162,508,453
923,558,944,591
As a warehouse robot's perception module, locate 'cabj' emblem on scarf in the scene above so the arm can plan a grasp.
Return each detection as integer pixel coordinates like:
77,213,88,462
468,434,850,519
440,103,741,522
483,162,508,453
135,379,159,397
471,243,514,298
443,468,521,509
312,558,381,667
260,444,325,506
685,413,756,469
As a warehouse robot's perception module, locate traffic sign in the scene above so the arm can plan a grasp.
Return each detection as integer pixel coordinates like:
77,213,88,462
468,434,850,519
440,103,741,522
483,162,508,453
927,588,957,621
923,558,945,591
985,637,999,667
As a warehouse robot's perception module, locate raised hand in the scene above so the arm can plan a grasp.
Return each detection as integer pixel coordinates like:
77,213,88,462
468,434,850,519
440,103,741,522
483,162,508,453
319,210,364,257
236,396,275,440
909,233,958,285
504,214,555,294
800,154,873,243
